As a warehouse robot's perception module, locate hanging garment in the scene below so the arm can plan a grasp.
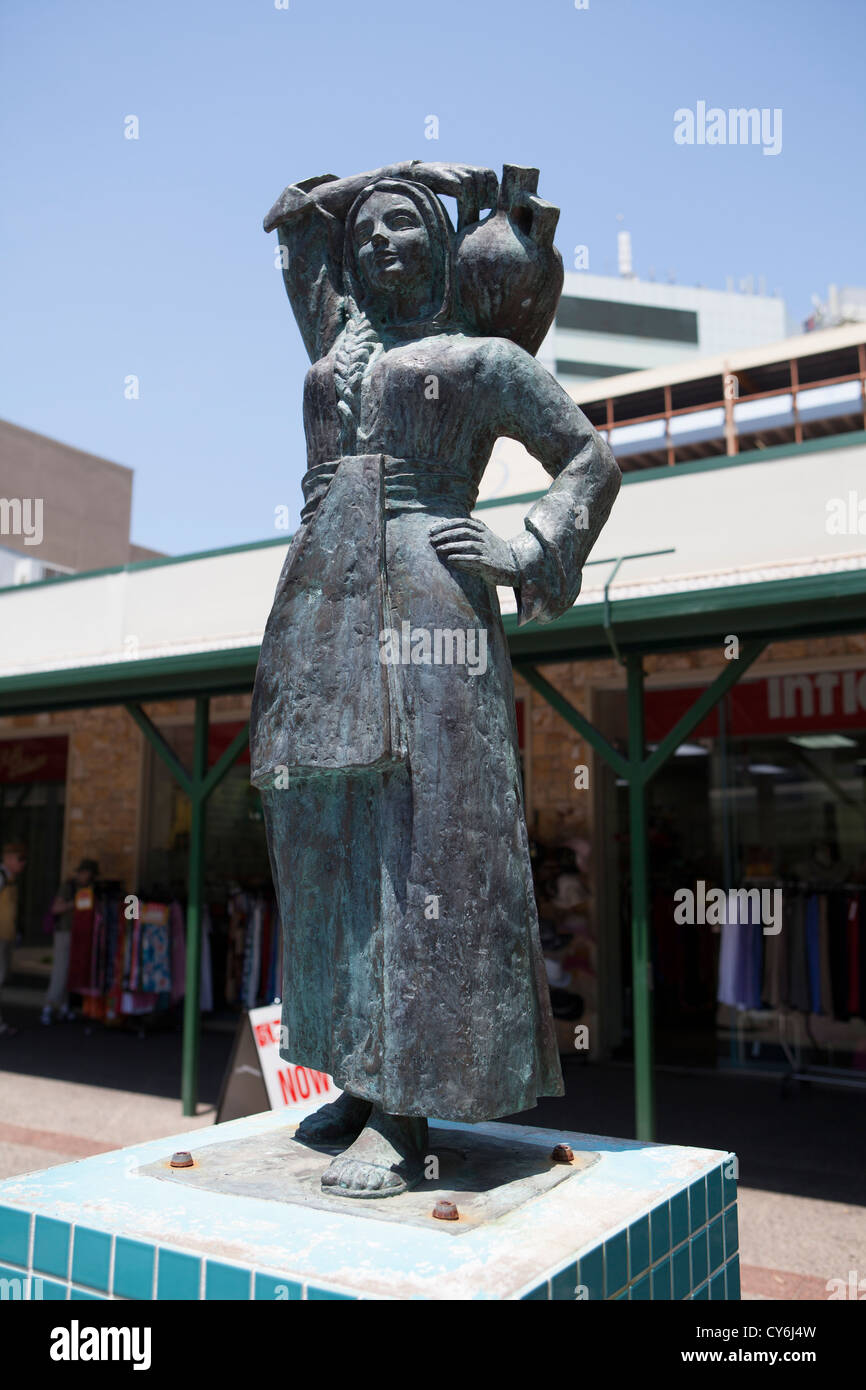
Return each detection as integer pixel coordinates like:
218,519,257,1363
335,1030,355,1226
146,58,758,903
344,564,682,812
0,880,17,944
717,898,740,1008
848,895,861,1018
67,887,96,993
120,990,157,1016
127,916,143,992
268,906,281,1002
89,904,106,998
828,890,850,1021
102,896,120,994
241,897,261,1009
104,902,129,1022
787,893,811,1012
805,895,822,1013
224,897,247,1006
249,900,262,1006
717,893,762,1010
170,901,186,1004
258,901,272,1005
139,903,172,994
818,895,834,1017
749,907,763,1010
200,907,214,1014
763,919,784,1009
859,891,866,1021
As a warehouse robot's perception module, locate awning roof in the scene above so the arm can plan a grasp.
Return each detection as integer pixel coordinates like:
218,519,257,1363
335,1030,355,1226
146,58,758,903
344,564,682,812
2,434,866,712
485,433,866,618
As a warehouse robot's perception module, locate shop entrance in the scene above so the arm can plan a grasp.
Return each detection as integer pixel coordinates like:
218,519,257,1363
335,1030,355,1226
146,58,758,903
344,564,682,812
0,735,67,944
596,669,866,1080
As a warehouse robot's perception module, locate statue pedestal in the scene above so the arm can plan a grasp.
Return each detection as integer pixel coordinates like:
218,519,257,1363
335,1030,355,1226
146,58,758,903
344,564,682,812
0,1105,739,1300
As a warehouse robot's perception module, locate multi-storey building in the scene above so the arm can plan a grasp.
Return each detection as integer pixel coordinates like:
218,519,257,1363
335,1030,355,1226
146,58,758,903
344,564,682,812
0,417,158,585
544,268,791,388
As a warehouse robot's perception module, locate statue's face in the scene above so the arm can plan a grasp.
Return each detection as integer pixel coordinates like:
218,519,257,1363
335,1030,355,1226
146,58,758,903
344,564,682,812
352,192,434,306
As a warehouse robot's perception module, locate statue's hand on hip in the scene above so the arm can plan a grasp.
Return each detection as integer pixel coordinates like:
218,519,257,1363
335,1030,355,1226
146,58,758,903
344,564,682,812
429,518,519,587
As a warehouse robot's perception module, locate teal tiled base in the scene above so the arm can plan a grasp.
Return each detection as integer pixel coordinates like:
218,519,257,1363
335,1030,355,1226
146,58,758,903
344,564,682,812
0,1108,739,1301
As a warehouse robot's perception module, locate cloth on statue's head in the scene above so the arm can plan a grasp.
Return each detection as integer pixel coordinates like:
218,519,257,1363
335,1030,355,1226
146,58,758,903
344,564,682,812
342,177,454,328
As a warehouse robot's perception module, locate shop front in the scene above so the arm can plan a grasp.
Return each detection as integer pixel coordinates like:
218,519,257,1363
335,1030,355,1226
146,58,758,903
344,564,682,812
0,733,67,944
577,652,866,1088
4,431,866,1133
138,709,276,1018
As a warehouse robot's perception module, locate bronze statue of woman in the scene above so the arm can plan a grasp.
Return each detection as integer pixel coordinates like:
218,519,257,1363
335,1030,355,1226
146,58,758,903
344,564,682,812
250,160,620,1198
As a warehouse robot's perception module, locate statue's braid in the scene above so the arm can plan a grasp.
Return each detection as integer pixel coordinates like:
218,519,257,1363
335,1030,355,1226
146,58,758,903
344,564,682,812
332,302,380,453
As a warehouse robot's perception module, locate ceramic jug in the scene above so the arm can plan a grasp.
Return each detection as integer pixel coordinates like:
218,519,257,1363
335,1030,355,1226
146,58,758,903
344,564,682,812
454,165,564,358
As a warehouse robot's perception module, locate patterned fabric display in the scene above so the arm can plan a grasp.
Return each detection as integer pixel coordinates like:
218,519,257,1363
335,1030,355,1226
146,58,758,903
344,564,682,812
138,903,172,994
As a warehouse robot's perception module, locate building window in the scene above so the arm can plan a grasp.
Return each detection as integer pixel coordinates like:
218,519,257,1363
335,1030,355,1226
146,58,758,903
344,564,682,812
556,296,699,344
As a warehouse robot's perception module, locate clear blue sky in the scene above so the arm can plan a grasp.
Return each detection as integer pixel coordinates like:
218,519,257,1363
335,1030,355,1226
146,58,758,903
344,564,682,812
1,0,863,555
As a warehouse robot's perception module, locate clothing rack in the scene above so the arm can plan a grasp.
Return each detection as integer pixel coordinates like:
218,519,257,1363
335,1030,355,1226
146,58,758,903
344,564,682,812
66,885,186,1036
200,884,280,1014
720,878,866,1095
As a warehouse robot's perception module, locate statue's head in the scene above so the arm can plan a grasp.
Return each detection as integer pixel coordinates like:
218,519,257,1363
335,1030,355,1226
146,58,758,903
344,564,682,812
343,178,453,328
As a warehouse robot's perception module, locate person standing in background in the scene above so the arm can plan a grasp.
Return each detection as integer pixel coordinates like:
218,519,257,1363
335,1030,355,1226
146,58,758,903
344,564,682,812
42,857,98,1025
0,840,28,1040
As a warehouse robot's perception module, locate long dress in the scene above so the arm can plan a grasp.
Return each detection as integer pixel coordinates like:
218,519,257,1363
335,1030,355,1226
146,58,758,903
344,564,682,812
250,190,615,1122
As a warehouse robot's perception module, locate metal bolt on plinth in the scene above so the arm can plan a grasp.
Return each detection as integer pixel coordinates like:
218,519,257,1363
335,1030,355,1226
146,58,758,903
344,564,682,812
170,1151,194,1169
551,1144,574,1164
432,1199,459,1221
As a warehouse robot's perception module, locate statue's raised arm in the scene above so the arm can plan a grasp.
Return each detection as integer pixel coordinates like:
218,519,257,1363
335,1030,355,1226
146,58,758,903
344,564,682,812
264,162,498,362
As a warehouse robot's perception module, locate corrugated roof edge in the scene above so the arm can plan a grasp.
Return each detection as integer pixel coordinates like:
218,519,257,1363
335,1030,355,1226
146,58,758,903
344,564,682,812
4,567,866,714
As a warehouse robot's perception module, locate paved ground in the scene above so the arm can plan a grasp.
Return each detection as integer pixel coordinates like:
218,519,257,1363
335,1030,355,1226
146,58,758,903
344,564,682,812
0,999,863,1300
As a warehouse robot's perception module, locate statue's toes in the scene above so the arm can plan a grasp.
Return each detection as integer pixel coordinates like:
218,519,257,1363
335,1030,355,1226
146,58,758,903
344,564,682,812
335,1163,356,1188
321,1158,405,1194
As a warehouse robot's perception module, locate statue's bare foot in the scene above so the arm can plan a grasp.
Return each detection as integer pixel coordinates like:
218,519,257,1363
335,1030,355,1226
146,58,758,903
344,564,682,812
294,1092,372,1145
321,1109,428,1198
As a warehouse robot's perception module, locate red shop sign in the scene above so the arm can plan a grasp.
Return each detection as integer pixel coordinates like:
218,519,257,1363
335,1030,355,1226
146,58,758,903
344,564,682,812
208,720,251,766
0,736,69,784
645,669,866,741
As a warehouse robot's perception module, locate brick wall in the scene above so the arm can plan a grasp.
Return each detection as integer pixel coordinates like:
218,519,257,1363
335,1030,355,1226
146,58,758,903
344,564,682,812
0,695,253,893
63,708,142,885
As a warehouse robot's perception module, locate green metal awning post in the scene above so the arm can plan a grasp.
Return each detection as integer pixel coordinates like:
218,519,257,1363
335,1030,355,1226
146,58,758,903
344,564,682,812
642,640,767,784
182,696,209,1117
626,653,654,1141
126,700,250,1116
521,639,770,1143
126,703,192,797
518,664,630,779
200,722,251,801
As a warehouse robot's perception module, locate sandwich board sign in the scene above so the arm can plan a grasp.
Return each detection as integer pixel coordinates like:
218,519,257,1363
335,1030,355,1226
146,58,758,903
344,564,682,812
216,1002,340,1123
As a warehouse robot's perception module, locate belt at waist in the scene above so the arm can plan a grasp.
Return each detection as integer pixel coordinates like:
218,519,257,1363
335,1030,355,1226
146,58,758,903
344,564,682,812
300,455,478,523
